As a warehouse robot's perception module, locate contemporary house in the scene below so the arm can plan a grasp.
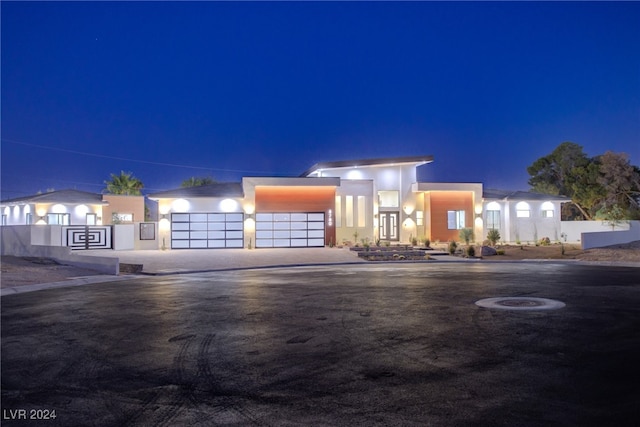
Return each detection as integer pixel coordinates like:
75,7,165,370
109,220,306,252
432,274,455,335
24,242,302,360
1,155,571,250
146,155,568,249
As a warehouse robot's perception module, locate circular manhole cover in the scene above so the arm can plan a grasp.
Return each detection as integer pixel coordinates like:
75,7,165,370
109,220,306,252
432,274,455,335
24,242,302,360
475,297,565,311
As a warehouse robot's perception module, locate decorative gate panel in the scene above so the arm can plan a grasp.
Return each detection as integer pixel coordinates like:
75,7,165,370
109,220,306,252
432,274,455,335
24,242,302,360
65,226,113,250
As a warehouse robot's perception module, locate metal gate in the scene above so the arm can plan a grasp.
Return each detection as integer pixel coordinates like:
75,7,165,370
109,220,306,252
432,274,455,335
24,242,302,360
65,226,113,250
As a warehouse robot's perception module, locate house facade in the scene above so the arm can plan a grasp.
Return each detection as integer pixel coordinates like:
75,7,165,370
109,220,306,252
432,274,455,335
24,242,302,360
1,155,570,250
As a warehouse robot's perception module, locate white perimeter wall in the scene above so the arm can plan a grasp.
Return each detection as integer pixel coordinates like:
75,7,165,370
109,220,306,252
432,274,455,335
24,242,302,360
560,221,631,243
578,221,640,250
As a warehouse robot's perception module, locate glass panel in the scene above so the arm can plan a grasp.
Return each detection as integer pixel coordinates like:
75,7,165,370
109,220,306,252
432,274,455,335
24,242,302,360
226,213,243,222
256,213,273,221
273,239,290,247
273,222,290,230
225,222,243,230
256,239,273,247
190,213,207,222
274,213,290,222
308,213,324,221
255,221,272,230
226,231,243,239
290,222,307,230
208,231,225,239
335,196,342,228
357,196,366,227
226,240,243,248
208,240,225,248
345,196,354,227
172,231,189,239
274,230,290,239
208,213,225,222
378,191,399,208
308,238,325,246
208,222,225,230
172,213,190,222
256,230,273,239
190,222,207,231
190,231,207,239
291,239,308,246
291,230,307,238
291,213,307,221
308,230,324,238
172,240,190,248
308,222,324,229
190,240,207,248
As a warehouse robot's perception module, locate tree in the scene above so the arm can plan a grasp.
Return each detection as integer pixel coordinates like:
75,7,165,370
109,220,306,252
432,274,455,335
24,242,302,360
527,143,640,220
104,171,144,195
181,176,216,187
597,151,640,212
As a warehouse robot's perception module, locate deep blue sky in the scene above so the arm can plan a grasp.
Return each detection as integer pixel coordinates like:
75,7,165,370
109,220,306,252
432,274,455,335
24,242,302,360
2,1,639,198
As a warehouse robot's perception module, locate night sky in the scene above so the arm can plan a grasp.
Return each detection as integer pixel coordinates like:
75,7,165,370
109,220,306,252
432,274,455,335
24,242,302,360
2,2,639,199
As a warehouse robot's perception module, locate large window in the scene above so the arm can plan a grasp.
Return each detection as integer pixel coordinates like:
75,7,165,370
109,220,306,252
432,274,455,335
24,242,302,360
541,201,555,218
486,210,500,229
447,210,465,230
357,196,366,227
378,191,399,208
335,196,342,228
345,196,354,227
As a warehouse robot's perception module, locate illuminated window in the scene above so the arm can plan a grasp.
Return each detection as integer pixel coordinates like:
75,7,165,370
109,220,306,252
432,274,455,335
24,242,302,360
345,196,354,227
486,210,500,229
2,214,7,226
416,211,423,226
357,196,366,227
516,202,530,218
378,191,399,208
87,213,97,225
447,210,465,230
335,196,342,228
541,202,554,218
26,213,33,225
47,213,70,225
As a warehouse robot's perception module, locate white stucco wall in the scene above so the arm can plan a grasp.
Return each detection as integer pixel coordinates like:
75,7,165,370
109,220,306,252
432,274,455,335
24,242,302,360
484,199,563,243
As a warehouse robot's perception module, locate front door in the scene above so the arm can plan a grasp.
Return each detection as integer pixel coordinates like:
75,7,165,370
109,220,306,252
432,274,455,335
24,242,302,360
379,211,399,241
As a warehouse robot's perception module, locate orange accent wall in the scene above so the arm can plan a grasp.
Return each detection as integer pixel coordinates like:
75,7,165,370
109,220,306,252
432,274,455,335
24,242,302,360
426,192,474,242
255,186,336,245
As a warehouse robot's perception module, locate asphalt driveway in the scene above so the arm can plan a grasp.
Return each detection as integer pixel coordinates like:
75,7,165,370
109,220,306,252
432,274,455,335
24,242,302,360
2,263,639,426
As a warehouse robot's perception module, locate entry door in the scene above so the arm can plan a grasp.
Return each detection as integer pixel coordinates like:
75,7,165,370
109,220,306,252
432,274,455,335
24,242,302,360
379,212,399,241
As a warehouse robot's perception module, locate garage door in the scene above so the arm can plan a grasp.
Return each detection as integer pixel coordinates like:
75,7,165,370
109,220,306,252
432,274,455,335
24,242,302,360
171,213,244,249
255,212,325,248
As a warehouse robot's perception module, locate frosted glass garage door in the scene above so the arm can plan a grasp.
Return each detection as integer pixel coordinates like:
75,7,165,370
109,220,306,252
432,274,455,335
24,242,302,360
255,212,325,248
171,213,244,249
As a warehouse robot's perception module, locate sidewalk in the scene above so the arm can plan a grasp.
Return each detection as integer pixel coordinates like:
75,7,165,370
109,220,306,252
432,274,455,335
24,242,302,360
78,247,366,274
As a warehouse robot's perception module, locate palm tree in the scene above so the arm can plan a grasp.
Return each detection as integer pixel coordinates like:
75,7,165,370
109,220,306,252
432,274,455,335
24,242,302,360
181,176,216,187
104,171,144,195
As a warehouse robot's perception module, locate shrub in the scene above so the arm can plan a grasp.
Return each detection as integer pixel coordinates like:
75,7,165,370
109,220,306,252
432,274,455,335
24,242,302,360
487,229,500,246
458,228,474,245
448,241,458,255
539,237,551,246
467,246,476,257
424,239,431,248
496,249,505,255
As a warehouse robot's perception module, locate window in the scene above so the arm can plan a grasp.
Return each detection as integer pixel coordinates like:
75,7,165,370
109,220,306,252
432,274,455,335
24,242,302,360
47,213,70,225
416,211,423,226
447,210,465,230
140,223,155,240
1,214,6,226
86,213,97,225
357,196,366,227
26,213,33,225
112,213,133,223
486,210,500,229
345,196,354,227
515,202,530,218
541,202,554,218
335,196,342,228
378,191,399,208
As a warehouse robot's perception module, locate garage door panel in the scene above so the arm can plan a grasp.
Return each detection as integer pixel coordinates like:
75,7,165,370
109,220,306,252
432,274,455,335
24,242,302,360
227,231,243,239
255,212,324,248
171,212,243,249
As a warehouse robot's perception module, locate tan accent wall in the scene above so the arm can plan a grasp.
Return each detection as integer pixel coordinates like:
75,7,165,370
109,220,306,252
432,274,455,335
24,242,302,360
255,186,336,246
426,192,474,242
102,195,145,224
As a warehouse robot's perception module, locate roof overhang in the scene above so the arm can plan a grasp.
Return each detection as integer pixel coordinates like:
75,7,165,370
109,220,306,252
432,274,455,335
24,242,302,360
301,155,434,177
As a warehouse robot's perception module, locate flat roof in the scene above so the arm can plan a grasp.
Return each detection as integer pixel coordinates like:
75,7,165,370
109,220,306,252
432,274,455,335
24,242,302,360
148,182,244,199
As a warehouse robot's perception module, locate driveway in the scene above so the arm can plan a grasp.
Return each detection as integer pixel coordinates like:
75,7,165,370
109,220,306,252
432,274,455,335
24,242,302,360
2,263,639,426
